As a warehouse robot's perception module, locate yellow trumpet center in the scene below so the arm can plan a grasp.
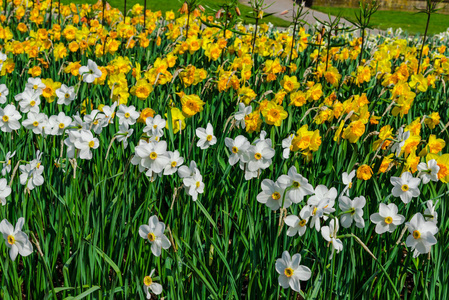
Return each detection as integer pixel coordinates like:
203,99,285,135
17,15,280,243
232,146,238,154
33,84,38,90
293,181,300,188
65,93,70,99
384,216,393,224
284,267,294,277
271,192,281,200
312,207,318,215
413,230,421,239
143,276,153,286
124,112,130,118
299,219,307,227
147,232,156,242
33,121,39,127
150,152,158,160
30,100,36,106
59,123,65,129
401,184,409,192
171,161,177,168
2,115,9,122
153,124,158,129
88,141,95,148
206,134,213,142
7,235,15,245
196,181,201,188
254,153,262,160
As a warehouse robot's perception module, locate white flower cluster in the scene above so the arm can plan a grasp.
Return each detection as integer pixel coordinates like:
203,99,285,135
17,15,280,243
225,130,275,180
264,166,440,293
131,115,207,201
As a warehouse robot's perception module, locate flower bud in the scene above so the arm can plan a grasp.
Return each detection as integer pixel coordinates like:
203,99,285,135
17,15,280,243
235,7,241,16
180,2,188,14
280,10,289,15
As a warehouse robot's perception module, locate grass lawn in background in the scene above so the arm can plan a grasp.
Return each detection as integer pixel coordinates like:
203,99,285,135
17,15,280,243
61,0,292,27
312,5,449,35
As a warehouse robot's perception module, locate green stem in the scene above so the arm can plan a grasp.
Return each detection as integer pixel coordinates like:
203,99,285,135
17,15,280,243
417,11,431,73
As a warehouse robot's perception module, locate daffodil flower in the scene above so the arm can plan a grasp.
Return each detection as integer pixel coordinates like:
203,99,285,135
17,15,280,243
390,171,421,204
370,203,405,234
405,213,438,258
0,217,33,261
321,219,343,259
275,251,311,292
0,178,11,206
196,123,217,150
139,215,171,257
143,269,163,299
79,59,102,83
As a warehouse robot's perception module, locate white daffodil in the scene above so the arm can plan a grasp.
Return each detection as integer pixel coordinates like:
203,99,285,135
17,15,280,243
257,178,290,210
0,178,11,206
100,102,117,126
240,164,258,180
281,134,295,159
55,84,76,105
48,112,72,136
139,215,171,257
307,186,337,231
321,219,344,259
0,217,33,261
391,127,410,157
196,123,217,150
74,130,99,160
19,157,44,190
224,135,250,166
84,110,106,135
116,123,133,149
2,151,15,176
22,112,48,135
244,140,275,172
341,170,356,197
234,103,252,129
417,159,439,184
405,213,438,258
183,171,205,201
64,130,82,158
0,51,6,72
0,84,9,104
79,59,102,83
253,130,268,144
177,160,199,179
284,208,311,237
339,196,366,228
423,200,438,224
70,113,89,130
277,166,314,204
134,140,170,175
164,150,184,175
16,89,41,114
275,251,311,292
0,104,22,132
143,269,163,299
144,115,166,139
116,104,140,126
391,171,421,204
370,203,405,234
25,77,45,95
